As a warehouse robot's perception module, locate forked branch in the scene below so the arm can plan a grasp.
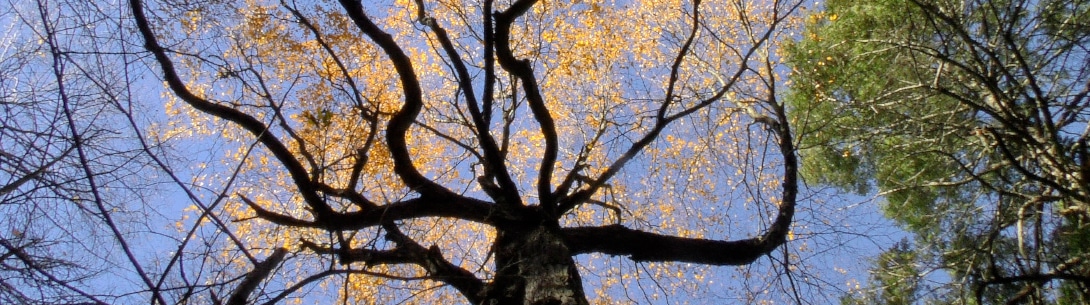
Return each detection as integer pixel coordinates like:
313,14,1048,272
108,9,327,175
493,0,561,210
336,0,452,198
129,0,335,222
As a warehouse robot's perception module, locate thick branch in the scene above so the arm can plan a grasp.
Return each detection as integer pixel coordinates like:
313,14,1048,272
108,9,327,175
301,227,485,303
493,0,560,210
416,2,521,206
562,224,780,265
564,88,798,267
227,248,288,305
381,224,485,302
129,0,334,221
983,255,1090,287
242,195,520,230
301,239,415,266
337,0,450,197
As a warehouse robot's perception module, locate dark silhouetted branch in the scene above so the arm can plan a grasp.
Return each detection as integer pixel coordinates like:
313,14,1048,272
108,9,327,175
227,247,288,305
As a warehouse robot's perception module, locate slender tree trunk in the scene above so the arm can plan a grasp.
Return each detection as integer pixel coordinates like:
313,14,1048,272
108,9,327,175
482,225,589,305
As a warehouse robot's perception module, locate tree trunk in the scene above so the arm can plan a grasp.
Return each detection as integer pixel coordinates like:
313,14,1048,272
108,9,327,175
482,225,589,305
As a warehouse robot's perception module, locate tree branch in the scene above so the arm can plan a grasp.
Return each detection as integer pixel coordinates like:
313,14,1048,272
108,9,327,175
381,223,484,302
557,0,708,214
0,238,109,305
562,224,780,265
564,78,798,267
493,0,561,210
129,0,335,223
242,194,520,230
415,1,521,206
279,0,382,193
300,226,486,303
336,0,452,198
227,248,288,305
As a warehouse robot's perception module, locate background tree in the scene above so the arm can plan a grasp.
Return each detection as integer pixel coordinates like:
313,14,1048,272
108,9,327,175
0,0,158,303
787,0,1090,303
1,0,284,303
129,0,813,303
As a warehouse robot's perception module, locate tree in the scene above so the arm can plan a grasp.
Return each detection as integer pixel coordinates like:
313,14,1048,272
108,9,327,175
1,0,291,303
1,0,162,303
129,0,807,303
839,239,922,305
787,0,1090,303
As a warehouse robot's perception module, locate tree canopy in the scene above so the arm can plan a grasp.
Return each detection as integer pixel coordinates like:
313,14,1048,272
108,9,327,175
131,0,807,303
16,0,1090,303
787,0,1090,303
57,0,819,302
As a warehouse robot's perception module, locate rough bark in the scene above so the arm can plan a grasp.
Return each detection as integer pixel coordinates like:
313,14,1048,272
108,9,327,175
483,225,589,305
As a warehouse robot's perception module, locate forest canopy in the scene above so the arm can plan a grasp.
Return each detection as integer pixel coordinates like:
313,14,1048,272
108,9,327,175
787,0,1090,303
2,0,1086,304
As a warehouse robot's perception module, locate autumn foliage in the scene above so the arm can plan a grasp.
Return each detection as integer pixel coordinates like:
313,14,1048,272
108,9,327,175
130,0,804,303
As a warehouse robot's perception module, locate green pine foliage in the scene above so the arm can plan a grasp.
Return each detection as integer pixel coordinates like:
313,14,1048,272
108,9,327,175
787,0,1090,303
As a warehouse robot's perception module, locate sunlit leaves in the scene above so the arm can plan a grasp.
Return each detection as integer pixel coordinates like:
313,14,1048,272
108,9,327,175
151,0,808,302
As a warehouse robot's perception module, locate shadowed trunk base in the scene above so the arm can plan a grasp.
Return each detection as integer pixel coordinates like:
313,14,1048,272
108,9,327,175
482,225,589,305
